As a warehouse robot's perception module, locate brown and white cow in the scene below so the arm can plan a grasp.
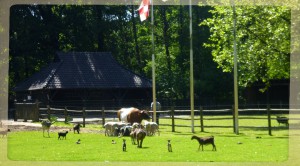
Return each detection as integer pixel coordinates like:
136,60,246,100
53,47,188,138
117,107,151,125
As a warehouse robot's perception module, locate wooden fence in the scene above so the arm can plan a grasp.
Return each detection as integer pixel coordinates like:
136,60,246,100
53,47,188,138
33,105,297,135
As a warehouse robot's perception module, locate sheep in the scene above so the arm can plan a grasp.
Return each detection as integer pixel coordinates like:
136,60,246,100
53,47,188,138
104,122,129,136
119,125,132,137
73,123,82,134
132,122,141,130
58,131,68,140
144,121,159,136
191,135,216,151
41,120,55,137
167,140,172,152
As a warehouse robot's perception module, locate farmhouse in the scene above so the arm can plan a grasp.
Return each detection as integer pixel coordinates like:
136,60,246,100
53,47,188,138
14,52,152,108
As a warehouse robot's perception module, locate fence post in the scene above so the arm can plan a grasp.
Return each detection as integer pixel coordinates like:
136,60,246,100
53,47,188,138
47,105,51,120
232,105,235,133
267,105,272,136
102,107,105,127
200,106,204,132
64,107,68,124
171,106,175,132
82,107,86,127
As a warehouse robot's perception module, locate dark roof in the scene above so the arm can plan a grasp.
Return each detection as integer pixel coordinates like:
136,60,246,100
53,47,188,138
14,52,152,91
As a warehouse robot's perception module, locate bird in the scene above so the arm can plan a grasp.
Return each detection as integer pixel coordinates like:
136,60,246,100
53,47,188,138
112,140,116,144
76,139,81,144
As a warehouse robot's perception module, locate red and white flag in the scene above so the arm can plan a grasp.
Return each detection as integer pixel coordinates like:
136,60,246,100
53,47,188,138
138,0,150,22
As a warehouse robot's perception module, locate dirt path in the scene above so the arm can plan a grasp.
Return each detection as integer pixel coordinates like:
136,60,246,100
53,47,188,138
0,120,104,134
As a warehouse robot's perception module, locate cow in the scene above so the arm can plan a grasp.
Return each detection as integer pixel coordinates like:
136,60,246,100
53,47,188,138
117,107,151,125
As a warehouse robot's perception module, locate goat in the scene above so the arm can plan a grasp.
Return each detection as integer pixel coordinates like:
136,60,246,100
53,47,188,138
73,123,81,134
58,131,68,140
41,120,55,137
276,116,289,126
191,135,216,151
167,140,172,152
122,139,126,152
130,130,136,145
130,123,143,145
135,128,146,148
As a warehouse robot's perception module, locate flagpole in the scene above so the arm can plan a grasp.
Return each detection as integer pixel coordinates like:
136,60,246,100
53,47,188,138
232,0,239,135
189,0,195,133
151,0,156,123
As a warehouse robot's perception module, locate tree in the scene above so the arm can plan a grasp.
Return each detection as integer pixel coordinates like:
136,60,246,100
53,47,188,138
200,6,290,91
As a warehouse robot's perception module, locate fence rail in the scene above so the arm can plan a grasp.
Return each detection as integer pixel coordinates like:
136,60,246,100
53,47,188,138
13,103,299,135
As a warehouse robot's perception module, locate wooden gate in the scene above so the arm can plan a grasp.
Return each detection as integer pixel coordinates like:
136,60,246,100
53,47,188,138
15,102,39,122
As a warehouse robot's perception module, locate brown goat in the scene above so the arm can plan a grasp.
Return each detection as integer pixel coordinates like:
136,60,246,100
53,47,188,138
73,123,81,134
191,135,216,151
130,126,146,148
136,128,146,148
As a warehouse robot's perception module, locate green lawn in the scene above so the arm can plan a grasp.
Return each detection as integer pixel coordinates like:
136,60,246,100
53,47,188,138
7,115,289,162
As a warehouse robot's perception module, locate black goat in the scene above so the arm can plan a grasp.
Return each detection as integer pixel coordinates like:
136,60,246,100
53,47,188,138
73,123,81,134
191,135,216,151
58,131,68,140
276,116,289,126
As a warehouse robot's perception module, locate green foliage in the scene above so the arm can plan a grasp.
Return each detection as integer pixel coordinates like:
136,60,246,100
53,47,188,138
201,6,290,90
10,4,278,104
49,115,58,123
9,5,219,102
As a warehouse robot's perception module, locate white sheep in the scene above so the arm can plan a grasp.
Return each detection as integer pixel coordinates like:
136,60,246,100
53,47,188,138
104,122,129,136
144,121,159,136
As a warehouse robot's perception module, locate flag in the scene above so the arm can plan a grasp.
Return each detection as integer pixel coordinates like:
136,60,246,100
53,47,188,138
138,0,150,22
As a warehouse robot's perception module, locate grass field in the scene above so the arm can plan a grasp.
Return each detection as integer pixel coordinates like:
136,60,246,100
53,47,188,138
7,115,290,162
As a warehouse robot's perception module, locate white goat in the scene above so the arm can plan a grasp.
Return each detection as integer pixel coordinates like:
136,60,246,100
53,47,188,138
41,120,55,137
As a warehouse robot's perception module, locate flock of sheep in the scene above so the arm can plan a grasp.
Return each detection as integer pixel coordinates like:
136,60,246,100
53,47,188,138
104,121,159,148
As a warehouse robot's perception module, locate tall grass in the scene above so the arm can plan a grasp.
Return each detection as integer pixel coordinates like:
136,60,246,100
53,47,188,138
7,115,289,162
